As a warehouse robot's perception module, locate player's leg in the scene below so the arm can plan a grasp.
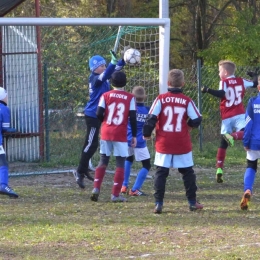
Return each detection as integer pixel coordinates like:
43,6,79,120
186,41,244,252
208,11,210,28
153,166,169,213
129,147,151,196
111,142,129,202
0,152,18,198
153,152,171,213
121,149,134,194
178,166,202,211
216,137,228,183
90,140,111,202
216,119,233,183
173,151,203,211
75,116,101,188
224,115,246,146
240,151,259,210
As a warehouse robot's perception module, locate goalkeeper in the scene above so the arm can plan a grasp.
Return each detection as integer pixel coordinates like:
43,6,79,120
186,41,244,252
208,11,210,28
201,60,258,183
74,50,125,189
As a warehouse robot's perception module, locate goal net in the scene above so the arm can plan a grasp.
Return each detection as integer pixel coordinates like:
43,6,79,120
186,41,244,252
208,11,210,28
0,18,170,176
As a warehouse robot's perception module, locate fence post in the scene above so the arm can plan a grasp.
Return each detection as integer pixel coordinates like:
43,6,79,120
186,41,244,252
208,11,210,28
44,62,50,162
197,59,203,151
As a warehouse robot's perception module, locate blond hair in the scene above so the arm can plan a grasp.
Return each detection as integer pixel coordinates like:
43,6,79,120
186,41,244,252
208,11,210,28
168,69,184,88
218,60,236,75
132,86,146,102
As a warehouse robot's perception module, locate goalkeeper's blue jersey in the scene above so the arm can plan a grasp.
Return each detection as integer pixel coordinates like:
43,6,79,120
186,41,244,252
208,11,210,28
243,93,260,150
84,60,125,118
0,101,11,145
127,103,149,148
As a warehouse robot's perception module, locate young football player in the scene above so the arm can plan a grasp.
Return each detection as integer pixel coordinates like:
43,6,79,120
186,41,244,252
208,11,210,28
143,69,203,213
240,76,260,210
74,50,125,189
90,71,137,202
0,87,18,198
121,86,151,196
201,60,258,183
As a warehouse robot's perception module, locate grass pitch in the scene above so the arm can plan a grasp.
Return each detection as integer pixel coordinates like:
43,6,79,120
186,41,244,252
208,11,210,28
1,164,260,260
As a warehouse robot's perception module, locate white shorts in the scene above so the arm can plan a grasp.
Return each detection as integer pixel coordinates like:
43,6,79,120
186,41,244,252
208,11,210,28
100,140,129,157
154,151,194,168
246,150,260,161
128,147,150,162
221,114,245,134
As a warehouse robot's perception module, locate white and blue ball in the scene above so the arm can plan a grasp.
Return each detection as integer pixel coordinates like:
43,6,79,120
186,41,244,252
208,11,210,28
124,48,141,65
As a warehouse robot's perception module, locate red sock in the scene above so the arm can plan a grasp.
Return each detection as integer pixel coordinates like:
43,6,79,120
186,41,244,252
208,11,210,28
93,166,106,190
112,167,124,197
231,131,243,140
216,148,226,168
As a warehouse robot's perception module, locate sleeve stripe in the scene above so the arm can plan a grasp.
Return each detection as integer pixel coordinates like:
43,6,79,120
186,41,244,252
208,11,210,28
149,97,159,114
245,115,251,125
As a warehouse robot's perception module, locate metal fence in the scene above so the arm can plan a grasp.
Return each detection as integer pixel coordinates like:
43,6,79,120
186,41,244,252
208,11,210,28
43,61,259,171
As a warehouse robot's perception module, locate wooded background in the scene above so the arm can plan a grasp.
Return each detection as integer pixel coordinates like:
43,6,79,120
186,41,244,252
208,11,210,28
10,0,260,68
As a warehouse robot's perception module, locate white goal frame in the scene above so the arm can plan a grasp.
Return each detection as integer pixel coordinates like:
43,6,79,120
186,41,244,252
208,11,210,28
0,17,170,94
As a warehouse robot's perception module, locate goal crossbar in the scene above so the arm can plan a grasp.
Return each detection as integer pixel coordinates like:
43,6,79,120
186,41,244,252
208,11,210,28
0,18,170,27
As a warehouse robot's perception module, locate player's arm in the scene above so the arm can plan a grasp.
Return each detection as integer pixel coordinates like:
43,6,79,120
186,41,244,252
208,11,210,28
93,51,123,87
201,86,225,98
143,114,157,139
246,70,258,88
187,100,202,128
129,110,137,147
129,97,137,147
96,95,105,122
143,97,160,138
1,107,16,133
243,98,254,148
129,110,137,138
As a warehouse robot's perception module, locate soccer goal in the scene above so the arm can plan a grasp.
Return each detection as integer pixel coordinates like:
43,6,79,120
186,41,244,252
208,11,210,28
0,16,170,175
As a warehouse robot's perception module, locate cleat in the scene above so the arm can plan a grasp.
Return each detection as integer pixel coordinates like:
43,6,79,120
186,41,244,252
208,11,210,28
216,168,224,183
189,202,203,211
223,133,234,147
90,188,100,202
111,194,127,202
240,189,251,210
129,189,147,196
84,172,94,182
154,203,163,214
0,185,18,198
121,185,129,194
73,170,85,189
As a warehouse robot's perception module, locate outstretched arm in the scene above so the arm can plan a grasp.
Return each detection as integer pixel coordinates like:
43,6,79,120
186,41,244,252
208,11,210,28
201,86,225,98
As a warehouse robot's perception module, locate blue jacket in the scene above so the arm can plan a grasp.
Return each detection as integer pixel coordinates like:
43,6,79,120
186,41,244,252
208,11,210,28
127,103,149,148
243,93,260,150
84,59,125,118
0,101,11,145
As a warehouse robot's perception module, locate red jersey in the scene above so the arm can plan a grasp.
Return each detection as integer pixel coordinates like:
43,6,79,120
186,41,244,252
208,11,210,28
98,90,136,142
219,77,247,120
149,91,201,154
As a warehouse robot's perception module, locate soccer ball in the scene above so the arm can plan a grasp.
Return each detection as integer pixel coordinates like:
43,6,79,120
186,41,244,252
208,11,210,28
124,48,141,65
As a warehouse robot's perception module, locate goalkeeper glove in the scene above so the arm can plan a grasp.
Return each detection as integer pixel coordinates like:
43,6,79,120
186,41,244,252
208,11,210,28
201,86,209,93
110,50,118,65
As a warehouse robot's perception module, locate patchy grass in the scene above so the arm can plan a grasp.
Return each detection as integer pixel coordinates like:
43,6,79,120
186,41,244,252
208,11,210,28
2,166,260,260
